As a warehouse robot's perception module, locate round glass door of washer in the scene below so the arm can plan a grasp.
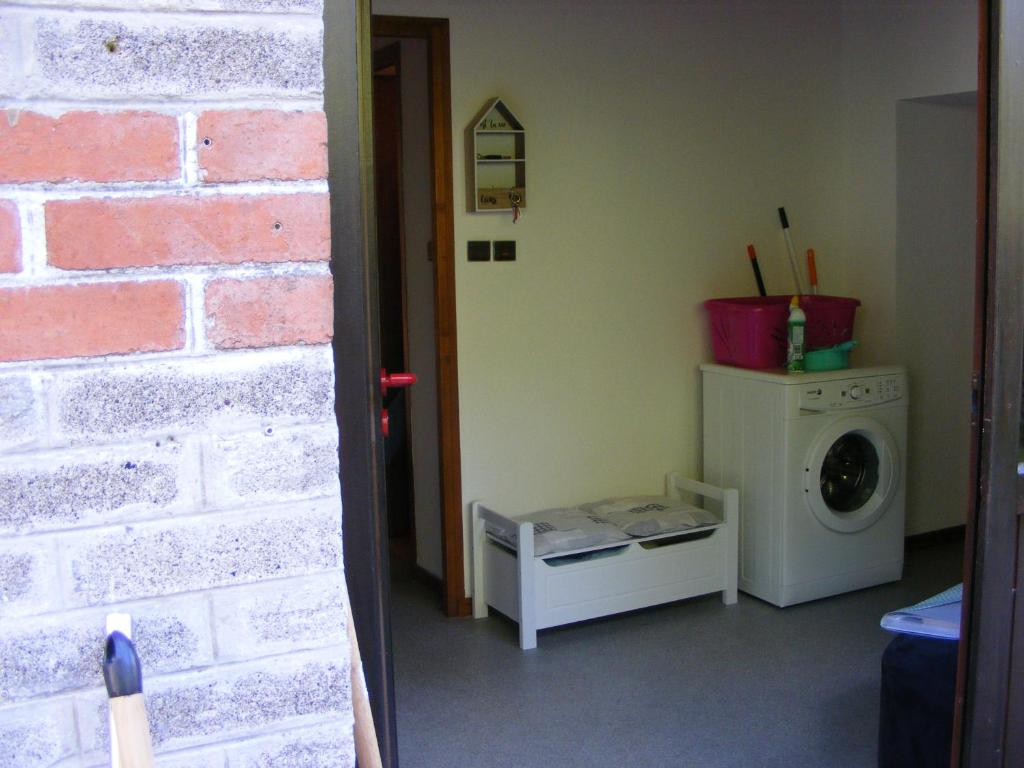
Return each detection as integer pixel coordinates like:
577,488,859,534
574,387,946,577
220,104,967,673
803,417,900,533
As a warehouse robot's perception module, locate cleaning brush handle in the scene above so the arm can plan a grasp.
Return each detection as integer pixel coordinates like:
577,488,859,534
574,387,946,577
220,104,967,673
109,695,156,768
806,249,819,295
104,631,155,768
778,206,806,295
747,244,767,297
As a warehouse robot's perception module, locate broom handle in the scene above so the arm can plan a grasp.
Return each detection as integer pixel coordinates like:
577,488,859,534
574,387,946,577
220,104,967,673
106,614,131,768
104,625,156,768
109,695,156,768
778,207,806,295
806,249,819,295
347,600,383,768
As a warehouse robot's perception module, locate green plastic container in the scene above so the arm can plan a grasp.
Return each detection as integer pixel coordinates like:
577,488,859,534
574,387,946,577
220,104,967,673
804,341,857,372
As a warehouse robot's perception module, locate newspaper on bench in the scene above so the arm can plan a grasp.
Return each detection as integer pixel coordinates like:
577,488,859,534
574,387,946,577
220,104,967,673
581,496,720,538
486,507,631,556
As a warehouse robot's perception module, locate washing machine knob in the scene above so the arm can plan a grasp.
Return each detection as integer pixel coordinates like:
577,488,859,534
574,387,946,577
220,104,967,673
849,384,864,400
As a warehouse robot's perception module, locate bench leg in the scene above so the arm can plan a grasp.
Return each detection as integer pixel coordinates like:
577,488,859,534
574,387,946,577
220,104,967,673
517,521,536,650
723,487,739,605
471,503,488,619
519,624,537,651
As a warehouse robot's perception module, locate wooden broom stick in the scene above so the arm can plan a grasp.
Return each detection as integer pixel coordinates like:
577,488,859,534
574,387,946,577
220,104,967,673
346,600,383,768
103,629,155,768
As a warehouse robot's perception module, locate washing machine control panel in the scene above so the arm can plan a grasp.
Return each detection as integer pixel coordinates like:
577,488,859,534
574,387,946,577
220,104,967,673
799,375,904,410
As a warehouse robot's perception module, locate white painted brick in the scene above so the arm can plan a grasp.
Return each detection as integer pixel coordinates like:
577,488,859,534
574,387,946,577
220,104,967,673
154,746,230,768
51,348,335,445
204,424,340,509
211,573,345,662
77,646,351,754
225,720,355,768
0,536,61,619
0,374,45,454
19,11,323,101
60,499,342,607
0,1,347,764
74,687,116,762
0,15,25,100
0,593,213,700
21,0,320,11
0,699,78,767
0,440,200,535
85,743,228,768
15,0,322,13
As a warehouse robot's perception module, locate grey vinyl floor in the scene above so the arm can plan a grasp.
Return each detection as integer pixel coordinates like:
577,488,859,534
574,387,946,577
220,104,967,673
390,537,963,768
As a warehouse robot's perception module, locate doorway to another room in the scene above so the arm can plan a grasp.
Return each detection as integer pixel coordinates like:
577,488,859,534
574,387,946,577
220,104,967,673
371,16,467,618
371,40,433,573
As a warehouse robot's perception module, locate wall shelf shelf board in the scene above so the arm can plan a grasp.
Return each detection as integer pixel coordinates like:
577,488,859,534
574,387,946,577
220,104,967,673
469,98,526,213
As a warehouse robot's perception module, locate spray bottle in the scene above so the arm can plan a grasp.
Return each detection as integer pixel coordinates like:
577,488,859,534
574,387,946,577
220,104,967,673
787,296,806,372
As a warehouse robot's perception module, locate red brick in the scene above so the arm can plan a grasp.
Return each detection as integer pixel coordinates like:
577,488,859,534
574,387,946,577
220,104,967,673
0,201,20,273
0,281,184,362
198,110,328,182
47,194,330,270
0,111,179,183
205,275,333,350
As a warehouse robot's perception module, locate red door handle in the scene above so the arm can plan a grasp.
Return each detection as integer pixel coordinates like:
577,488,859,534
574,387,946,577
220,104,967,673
381,369,417,396
380,369,416,436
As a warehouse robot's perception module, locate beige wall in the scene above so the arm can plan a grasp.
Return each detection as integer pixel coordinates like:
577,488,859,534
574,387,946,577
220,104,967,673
372,0,976,590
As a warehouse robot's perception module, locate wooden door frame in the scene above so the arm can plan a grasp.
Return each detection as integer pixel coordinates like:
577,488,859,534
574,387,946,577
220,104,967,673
371,14,468,618
956,1,1024,765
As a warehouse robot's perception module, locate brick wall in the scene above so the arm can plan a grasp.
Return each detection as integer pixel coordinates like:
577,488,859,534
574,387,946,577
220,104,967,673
0,1,355,766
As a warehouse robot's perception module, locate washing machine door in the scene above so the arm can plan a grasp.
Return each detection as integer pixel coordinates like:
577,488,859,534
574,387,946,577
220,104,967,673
803,416,900,533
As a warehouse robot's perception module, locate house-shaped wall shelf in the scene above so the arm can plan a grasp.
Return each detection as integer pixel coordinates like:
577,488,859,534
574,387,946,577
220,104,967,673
469,98,525,213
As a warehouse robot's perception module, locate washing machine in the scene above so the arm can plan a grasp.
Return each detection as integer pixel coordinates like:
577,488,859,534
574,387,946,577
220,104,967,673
700,364,907,607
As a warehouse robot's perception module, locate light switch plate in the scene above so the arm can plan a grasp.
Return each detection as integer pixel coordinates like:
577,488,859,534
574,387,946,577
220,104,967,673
468,241,491,262
494,240,516,262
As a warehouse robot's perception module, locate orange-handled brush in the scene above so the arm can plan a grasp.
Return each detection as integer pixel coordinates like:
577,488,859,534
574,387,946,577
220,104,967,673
806,249,819,295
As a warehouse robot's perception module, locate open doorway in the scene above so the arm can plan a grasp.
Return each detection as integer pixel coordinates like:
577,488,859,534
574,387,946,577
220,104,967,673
895,93,977,541
371,16,467,617
327,3,1024,765
371,40,426,571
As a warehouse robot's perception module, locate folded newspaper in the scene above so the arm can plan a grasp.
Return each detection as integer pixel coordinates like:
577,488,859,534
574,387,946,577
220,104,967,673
580,496,720,537
488,507,632,557
880,584,962,640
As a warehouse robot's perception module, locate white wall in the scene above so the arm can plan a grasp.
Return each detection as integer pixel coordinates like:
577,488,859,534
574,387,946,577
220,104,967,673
371,0,976,592
838,0,977,366
895,96,976,534
838,0,977,533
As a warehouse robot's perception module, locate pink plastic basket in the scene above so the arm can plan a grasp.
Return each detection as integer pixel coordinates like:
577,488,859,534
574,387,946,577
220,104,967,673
704,295,860,369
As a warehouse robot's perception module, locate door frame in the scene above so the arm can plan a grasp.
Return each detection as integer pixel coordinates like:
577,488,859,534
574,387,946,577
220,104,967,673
372,14,468,619
955,1,1024,765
